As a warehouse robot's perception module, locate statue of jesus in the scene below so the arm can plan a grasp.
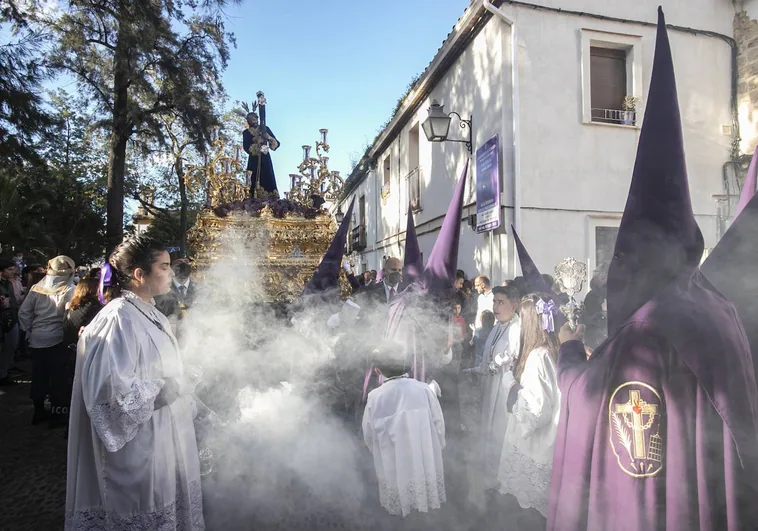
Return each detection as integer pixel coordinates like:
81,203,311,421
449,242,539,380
243,109,280,196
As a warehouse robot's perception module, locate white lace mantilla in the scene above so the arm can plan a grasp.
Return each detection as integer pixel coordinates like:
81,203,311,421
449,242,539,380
88,379,164,452
64,480,204,531
379,473,446,517
498,443,551,517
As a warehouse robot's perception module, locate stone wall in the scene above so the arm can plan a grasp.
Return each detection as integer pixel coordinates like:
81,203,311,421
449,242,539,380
736,8,758,154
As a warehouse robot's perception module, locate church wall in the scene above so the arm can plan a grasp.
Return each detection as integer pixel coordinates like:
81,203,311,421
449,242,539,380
343,0,734,290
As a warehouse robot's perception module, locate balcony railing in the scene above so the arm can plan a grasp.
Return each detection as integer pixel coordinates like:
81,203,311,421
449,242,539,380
352,225,367,252
406,166,422,212
591,108,636,126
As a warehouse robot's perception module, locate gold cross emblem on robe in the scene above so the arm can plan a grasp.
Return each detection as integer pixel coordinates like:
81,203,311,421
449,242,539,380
615,390,658,459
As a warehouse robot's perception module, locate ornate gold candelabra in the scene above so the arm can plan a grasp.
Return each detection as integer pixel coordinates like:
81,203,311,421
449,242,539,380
185,126,247,208
287,129,344,206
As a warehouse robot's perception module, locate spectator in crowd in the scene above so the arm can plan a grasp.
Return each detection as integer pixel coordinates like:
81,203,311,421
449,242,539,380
18,255,76,426
0,259,20,386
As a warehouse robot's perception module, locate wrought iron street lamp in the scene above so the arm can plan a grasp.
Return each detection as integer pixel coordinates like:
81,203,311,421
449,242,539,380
421,100,473,153
335,206,345,224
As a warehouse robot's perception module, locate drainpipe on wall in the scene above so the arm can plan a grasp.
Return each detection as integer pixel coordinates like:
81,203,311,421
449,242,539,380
373,166,379,269
483,0,521,278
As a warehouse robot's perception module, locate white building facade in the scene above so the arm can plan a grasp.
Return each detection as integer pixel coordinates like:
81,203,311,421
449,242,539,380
339,0,742,289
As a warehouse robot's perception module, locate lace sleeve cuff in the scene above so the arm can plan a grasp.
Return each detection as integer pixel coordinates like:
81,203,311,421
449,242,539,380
512,395,543,437
88,379,164,452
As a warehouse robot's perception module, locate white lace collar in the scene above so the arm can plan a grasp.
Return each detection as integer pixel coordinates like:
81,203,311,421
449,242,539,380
121,290,156,306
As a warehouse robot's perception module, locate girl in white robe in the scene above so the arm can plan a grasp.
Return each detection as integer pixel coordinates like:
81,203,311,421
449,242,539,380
497,293,561,521
65,236,204,531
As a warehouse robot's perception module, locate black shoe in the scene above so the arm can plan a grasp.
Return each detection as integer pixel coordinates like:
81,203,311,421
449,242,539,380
0,377,17,386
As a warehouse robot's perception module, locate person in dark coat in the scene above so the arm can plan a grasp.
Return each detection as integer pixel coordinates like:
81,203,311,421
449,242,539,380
154,260,198,320
61,270,104,429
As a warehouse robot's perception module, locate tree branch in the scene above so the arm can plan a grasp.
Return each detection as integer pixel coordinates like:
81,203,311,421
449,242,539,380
133,193,170,215
86,38,116,50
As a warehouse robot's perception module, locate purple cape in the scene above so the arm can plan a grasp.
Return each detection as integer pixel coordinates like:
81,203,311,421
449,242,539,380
548,9,758,531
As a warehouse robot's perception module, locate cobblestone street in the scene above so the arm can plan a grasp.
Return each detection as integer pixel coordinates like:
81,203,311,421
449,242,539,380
0,361,489,531
0,362,67,531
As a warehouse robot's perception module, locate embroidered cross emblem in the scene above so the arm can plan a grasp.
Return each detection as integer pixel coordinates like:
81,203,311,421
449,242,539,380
614,390,658,459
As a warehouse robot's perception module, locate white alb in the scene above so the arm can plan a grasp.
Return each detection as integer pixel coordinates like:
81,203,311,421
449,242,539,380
363,376,446,517
65,292,204,531
497,346,561,517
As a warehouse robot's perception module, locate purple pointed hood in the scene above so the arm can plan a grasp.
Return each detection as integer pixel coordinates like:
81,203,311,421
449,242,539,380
401,204,423,289
601,8,758,463
512,226,555,295
302,198,355,297
384,161,469,380
512,226,568,329
735,146,758,218
421,159,469,293
605,8,704,335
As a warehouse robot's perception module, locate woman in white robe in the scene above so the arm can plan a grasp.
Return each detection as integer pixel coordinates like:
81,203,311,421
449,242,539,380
65,236,204,531
497,293,561,523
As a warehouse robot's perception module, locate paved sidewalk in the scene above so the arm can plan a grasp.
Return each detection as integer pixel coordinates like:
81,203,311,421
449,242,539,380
0,362,67,531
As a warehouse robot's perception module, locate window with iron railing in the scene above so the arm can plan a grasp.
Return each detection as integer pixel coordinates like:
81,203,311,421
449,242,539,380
590,47,636,126
406,167,422,212
352,225,367,252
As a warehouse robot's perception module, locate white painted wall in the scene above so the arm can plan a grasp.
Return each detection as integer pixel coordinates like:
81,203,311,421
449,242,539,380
519,0,734,35
740,0,758,21
344,0,733,290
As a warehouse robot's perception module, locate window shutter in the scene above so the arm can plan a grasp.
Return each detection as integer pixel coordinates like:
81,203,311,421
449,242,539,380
590,47,627,121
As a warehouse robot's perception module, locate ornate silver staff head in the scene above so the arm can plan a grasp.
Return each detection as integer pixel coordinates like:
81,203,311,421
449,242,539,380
554,257,588,331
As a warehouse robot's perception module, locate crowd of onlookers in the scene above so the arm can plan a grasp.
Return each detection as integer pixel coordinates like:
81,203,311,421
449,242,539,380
354,261,609,370
351,257,610,525
0,250,198,431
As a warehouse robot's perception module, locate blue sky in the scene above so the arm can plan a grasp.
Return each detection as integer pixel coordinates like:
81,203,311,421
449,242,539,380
220,0,470,191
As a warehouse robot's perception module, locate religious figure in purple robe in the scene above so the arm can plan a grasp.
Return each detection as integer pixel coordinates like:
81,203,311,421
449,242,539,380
547,9,758,531
243,111,280,195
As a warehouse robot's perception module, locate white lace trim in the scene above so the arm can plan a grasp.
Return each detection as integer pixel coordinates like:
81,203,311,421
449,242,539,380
498,443,551,517
512,393,543,438
378,473,446,517
88,379,164,452
64,480,204,531
188,394,198,419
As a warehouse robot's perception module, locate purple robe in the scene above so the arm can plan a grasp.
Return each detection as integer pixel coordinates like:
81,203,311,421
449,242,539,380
548,9,758,530
548,271,758,530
